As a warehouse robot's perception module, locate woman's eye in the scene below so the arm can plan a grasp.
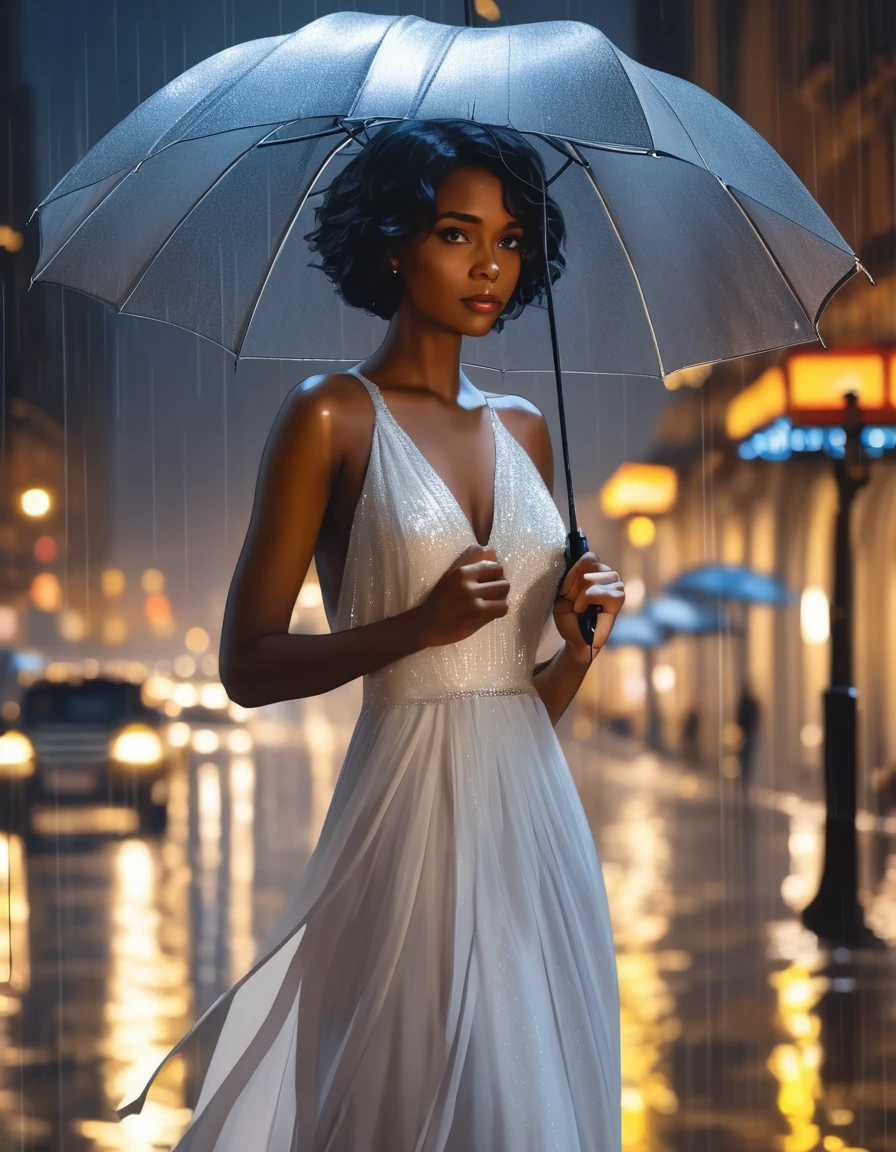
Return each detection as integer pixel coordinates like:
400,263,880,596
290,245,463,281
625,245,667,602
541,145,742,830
438,228,522,249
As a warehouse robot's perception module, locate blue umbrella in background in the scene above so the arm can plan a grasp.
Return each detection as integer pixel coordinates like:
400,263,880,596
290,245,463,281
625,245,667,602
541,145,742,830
664,564,796,605
603,613,671,650
643,594,736,635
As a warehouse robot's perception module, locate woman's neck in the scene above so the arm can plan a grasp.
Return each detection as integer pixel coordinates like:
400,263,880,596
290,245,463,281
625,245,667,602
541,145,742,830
359,307,466,403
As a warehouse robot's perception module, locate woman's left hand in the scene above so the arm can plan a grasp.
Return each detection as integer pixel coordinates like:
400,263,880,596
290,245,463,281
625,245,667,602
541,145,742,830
553,552,625,663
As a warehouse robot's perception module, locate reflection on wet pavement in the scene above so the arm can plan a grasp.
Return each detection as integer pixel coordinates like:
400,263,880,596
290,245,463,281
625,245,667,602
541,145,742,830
0,686,893,1151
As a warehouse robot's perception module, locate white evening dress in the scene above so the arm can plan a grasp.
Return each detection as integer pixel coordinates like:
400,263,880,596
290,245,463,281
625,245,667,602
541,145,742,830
118,367,621,1151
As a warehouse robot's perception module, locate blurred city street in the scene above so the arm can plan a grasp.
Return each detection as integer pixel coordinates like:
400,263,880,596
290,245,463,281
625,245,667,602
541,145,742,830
1,681,894,1152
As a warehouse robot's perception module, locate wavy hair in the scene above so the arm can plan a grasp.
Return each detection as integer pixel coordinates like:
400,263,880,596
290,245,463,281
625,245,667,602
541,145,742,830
303,118,566,334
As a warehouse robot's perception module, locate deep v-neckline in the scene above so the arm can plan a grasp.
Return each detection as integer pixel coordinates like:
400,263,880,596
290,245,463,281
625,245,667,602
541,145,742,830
350,368,500,550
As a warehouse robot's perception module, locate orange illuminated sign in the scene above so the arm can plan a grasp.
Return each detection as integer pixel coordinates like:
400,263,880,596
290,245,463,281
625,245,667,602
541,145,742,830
600,463,678,519
789,352,885,412
727,348,896,437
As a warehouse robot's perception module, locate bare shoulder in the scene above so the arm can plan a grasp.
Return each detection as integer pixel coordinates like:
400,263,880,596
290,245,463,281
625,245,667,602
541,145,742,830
484,391,553,490
279,371,372,424
270,371,373,457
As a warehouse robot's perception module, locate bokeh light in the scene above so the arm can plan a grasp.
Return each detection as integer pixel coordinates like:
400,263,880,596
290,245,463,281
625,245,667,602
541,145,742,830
20,488,51,517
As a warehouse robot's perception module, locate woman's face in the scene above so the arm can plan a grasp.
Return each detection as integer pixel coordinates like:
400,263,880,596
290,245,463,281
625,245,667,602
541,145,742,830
392,165,525,336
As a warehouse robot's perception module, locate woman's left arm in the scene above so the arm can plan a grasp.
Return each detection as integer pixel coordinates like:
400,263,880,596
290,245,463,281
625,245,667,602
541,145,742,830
510,402,624,726
533,554,625,726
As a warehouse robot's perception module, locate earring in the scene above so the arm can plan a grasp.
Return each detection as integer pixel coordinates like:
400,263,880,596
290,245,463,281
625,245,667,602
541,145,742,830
391,265,398,274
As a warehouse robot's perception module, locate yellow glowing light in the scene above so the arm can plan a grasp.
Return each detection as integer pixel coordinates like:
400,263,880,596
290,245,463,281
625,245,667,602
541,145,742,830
298,581,323,608
31,805,140,835
601,464,678,520
102,568,126,598
146,593,174,636
474,0,501,19
663,363,713,391
0,605,17,643
103,616,128,646
226,729,253,755
726,367,787,440
173,654,195,679
0,732,35,776
57,609,86,642
20,488,51,517
110,724,164,767
789,350,885,411
172,682,198,708
627,515,657,549
801,587,830,645
184,626,209,653
199,682,228,710
30,572,61,613
142,676,174,705
0,225,24,253
192,728,219,755
651,664,676,694
166,721,191,748
141,568,165,594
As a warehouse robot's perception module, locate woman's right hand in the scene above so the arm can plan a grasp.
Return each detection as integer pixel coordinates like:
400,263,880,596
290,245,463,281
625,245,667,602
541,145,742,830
414,544,510,648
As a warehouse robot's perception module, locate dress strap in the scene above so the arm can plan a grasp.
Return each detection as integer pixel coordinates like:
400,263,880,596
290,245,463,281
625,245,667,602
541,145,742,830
346,367,388,414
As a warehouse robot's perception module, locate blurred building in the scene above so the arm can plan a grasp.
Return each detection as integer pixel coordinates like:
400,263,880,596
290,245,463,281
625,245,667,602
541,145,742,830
581,1,896,802
1,0,110,649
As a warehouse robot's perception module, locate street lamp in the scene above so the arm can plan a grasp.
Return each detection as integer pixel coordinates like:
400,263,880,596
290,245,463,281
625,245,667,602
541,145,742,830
800,390,876,947
728,348,895,948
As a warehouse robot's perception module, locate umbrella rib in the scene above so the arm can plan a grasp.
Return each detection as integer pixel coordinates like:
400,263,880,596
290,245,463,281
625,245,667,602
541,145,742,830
604,42,657,153
717,176,837,341
152,33,296,157
565,141,666,380
635,63,710,171
234,132,357,363
116,123,286,317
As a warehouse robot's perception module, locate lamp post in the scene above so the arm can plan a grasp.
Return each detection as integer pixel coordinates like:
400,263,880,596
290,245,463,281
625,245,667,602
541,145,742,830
799,392,880,947
728,350,895,949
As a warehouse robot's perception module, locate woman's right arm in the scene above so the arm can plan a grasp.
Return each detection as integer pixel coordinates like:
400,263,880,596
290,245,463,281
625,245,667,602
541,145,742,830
219,378,426,708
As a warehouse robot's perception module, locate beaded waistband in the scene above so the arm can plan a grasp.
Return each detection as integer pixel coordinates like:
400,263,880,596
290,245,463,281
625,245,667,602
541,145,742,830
363,685,540,711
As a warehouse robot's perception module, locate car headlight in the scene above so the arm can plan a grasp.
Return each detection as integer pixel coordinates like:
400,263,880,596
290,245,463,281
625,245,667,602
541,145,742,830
0,731,35,778
110,724,164,769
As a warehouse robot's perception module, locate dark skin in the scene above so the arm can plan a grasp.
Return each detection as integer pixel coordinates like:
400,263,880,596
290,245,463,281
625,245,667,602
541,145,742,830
220,166,625,722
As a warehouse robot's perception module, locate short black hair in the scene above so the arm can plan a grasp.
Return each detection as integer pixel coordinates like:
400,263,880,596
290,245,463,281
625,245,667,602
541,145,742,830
304,118,566,333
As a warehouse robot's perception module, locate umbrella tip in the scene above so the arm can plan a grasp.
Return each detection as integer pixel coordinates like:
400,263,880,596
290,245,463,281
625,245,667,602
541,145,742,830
856,259,876,286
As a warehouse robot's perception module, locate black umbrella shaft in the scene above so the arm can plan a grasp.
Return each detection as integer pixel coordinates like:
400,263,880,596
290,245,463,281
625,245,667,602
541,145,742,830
463,0,475,27
541,182,579,535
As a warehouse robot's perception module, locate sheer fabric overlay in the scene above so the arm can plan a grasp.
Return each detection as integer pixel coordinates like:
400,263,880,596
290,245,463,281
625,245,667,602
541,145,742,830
117,368,621,1151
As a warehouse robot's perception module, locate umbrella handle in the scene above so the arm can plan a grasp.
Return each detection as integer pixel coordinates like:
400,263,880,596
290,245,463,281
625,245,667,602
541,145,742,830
565,528,600,646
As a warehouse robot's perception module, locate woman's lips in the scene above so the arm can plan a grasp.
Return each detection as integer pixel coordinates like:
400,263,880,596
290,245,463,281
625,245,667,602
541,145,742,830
462,297,502,313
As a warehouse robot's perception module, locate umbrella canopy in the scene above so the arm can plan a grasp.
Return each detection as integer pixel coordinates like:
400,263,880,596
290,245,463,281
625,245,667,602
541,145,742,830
643,594,735,634
603,613,671,650
665,564,796,605
30,10,863,378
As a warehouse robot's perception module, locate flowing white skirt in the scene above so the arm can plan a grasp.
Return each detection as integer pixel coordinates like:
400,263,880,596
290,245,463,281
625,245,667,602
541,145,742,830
122,691,621,1152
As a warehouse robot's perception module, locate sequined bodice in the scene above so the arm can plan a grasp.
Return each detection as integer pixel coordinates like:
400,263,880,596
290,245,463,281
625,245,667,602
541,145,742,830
334,368,568,708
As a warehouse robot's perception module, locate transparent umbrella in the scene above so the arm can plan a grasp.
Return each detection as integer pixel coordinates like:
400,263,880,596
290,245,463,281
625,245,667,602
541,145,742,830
29,9,866,647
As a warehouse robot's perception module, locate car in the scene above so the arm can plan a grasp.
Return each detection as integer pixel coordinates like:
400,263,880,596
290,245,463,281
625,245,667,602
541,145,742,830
0,676,173,839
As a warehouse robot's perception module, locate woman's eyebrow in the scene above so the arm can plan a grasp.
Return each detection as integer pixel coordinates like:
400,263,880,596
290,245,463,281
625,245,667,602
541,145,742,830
434,211,524,228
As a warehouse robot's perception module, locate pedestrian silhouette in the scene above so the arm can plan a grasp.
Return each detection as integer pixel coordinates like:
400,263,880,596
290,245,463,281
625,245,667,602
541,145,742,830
736,683,760,787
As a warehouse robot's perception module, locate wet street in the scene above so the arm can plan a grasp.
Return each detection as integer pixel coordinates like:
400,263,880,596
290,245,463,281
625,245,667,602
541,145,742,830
1,683,895,1152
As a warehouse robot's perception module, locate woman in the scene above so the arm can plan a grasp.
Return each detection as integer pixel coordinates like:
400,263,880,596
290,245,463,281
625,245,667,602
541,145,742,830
119,119,625,1151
